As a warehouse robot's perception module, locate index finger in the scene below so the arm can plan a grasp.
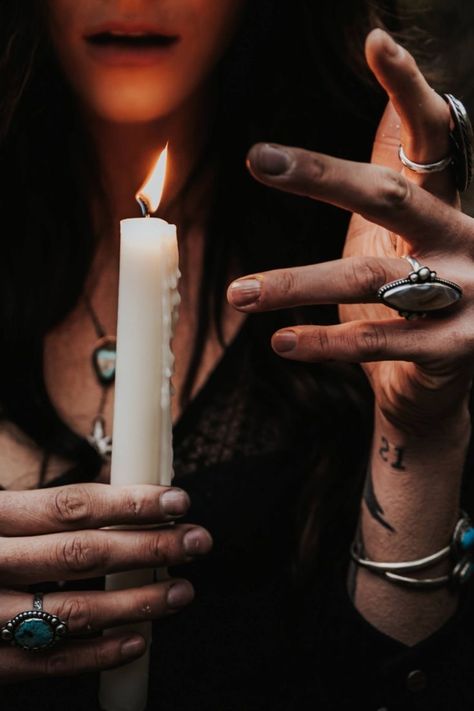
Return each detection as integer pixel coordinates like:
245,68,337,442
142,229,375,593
0,483,190,536
246,142,472,253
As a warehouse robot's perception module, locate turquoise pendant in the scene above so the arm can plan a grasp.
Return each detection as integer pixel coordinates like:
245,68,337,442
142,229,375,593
92,337,116,386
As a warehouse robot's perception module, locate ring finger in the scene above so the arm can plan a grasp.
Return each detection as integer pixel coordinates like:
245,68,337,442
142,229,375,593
0,580,195,639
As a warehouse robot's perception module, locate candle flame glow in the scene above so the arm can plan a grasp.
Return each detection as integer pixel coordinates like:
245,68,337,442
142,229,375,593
136,145,168,215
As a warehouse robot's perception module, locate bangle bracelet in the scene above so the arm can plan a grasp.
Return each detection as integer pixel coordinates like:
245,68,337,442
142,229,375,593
384,570,450,589
350,511,474,590
350,539,451,573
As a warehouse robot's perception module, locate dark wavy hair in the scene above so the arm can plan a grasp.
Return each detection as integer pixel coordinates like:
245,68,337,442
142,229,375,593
0,0,395,581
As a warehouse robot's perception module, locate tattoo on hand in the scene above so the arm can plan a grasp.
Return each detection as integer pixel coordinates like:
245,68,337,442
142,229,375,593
378,436,406,471
363,463,395,533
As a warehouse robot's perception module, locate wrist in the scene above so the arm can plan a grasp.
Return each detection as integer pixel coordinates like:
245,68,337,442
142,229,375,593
374,401,471,456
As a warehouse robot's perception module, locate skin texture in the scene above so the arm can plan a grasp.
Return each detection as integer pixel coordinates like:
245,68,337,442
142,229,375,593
228,29,473,644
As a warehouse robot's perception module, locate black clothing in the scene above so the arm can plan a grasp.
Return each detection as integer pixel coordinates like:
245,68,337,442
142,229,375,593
4,316,474,711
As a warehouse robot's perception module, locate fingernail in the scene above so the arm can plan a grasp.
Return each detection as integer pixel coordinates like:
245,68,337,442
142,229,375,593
383,32,400,58
167,580,195,608
254,144,291,175
273,330,297,353
161,489,190,517
183,528,213,556
121,634,146,658
229,277,261,306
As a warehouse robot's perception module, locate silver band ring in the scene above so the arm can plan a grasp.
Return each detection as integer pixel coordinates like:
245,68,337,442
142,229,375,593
377,255,463,320
397,93,473,191
398,145,452,174
0,592,69,651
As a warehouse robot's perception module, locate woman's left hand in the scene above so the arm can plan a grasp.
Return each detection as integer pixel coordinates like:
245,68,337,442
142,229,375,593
227,28,474,433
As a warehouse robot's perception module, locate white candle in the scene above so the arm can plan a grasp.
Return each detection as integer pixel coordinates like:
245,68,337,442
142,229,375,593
99,147,181,711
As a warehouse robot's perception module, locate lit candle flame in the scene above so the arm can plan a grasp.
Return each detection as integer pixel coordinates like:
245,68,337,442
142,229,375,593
136,144,168,216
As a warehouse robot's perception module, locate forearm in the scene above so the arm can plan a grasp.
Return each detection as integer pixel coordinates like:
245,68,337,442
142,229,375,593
351,403,471,646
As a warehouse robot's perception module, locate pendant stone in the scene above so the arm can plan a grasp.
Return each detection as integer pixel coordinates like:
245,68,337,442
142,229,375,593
92,337,116,386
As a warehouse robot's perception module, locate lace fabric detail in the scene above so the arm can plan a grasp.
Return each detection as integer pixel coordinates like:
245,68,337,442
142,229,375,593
173,335,286,480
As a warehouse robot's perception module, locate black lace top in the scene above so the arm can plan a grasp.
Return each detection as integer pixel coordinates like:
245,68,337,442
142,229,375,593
4,316,474,711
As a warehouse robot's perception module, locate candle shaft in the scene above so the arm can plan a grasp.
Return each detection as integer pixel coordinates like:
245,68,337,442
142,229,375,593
99,218,180,711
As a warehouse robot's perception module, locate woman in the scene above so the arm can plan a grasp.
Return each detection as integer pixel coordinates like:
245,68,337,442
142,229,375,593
0,0,473,709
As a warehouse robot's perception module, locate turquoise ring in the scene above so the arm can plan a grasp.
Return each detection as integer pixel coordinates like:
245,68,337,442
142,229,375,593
1,593,68,651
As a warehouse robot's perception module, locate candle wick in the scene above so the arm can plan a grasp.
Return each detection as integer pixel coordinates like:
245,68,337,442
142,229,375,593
136,195,151,218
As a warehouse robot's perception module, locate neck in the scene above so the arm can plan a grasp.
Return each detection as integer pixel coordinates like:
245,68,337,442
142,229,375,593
86,84,216,237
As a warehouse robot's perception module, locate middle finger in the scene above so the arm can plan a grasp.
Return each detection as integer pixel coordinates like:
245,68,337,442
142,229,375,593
227,255,465,312
0,525,213,585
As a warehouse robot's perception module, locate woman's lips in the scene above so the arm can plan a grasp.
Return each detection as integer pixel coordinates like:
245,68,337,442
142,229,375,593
84,26,180,67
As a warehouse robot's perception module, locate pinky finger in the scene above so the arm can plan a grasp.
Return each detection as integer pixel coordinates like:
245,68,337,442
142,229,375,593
271,318,456,364
0,632,146,683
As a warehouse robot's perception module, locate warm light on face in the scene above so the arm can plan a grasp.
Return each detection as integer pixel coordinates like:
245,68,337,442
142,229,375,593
136,145,168,215
47,1,247,124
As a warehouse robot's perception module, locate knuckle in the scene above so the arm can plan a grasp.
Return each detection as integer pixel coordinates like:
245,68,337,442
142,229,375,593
92,642,114,670
123,487,148,519
278,270,296,298
308,328,332,358
377,169,410,211
58,533,105,575
56,596,93,631
353,323,387,360
53,486,92,526
304,154,325,183
348,258,387,295
145,533,168,565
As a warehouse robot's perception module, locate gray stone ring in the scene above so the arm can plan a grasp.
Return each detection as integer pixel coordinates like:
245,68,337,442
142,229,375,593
377,255,463,320
0,592,69,651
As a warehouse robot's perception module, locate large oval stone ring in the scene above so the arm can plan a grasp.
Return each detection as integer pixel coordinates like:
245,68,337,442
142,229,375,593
0,592,69,651
377,255,463,320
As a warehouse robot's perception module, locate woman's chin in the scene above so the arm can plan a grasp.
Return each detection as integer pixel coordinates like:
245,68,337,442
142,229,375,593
79,85,180,124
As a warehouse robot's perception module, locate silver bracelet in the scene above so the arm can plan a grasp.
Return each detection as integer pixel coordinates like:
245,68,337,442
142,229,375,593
350,512,474,590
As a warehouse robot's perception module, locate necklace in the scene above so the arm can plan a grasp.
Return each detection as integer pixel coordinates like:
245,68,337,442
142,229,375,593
84,294,116,460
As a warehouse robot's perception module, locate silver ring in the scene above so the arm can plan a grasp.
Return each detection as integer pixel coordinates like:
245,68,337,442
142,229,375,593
0,592,69,651
398,94,473,191
398,145,452,174
377,255,463,320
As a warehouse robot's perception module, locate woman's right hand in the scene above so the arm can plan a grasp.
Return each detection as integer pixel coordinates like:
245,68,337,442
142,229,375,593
0,482,212,682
